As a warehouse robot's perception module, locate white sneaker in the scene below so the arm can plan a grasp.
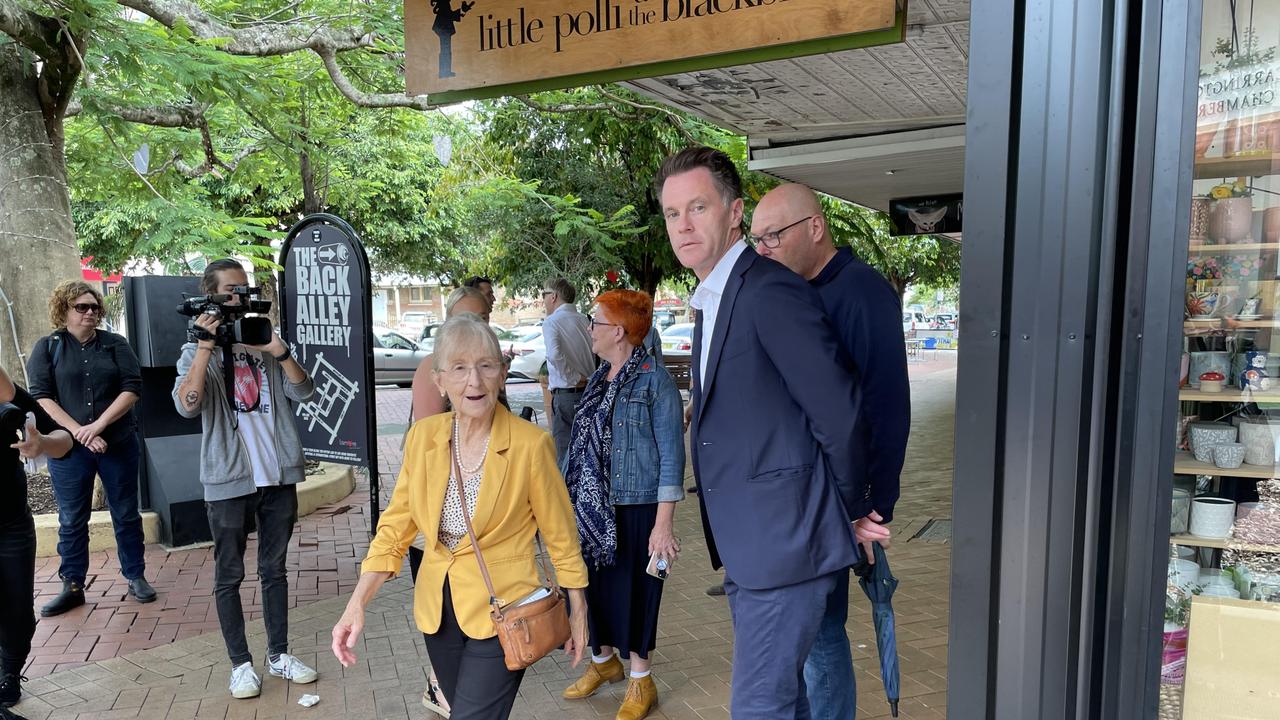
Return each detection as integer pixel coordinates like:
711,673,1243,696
267,653,319,684
229,662,261,699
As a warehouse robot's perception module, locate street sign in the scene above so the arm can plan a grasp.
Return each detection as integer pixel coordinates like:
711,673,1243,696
278,214,383,525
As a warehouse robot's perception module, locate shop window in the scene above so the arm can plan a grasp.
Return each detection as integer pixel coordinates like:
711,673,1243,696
1163,1,1280,716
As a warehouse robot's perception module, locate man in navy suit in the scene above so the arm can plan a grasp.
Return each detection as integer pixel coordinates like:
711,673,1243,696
753,183,909,719
656,147,875,719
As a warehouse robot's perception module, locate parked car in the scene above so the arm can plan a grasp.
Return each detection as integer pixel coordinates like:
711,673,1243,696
373,326,430,387
660,323,695,356
397,311,433,338
653,310,678,331
506,328,545,380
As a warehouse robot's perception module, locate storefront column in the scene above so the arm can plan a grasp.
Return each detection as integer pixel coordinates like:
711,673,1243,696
949,0,1201,718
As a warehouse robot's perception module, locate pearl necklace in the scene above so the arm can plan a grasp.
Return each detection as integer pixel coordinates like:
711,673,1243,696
453,417,491,476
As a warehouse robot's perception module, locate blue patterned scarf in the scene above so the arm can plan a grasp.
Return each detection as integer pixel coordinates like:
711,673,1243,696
563,345,646,569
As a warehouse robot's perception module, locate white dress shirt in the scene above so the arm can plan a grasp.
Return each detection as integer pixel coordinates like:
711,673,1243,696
689,240,748,388
542,303,595,389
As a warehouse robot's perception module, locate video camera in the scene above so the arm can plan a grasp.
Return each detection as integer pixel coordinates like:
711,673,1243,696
0,402,25,436
176,285,273,347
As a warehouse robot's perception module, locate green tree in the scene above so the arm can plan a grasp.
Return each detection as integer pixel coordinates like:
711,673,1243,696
478,86,742,296
0,0,427,372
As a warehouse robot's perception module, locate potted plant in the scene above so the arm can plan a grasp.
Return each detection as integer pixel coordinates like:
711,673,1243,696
1208,178,1254,243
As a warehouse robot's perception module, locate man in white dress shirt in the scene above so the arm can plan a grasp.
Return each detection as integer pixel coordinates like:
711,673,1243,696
541,277,596,461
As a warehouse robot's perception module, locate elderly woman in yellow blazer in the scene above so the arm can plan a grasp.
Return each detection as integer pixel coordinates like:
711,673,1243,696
332,315,590,720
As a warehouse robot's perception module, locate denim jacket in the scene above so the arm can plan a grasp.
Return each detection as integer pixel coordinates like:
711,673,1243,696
604,358,686,505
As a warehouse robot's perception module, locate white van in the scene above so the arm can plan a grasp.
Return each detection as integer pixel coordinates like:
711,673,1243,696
902,310,927,334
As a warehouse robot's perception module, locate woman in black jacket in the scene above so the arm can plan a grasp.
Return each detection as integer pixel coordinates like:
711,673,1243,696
26,281,155,616
0,363,73,707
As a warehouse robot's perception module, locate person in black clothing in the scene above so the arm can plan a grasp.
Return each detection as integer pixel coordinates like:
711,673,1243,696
26,281,155,617
0,363,74,708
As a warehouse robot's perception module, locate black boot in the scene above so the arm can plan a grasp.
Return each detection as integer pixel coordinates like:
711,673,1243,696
0,672,23,708
127,577,157,604
40,578,85,617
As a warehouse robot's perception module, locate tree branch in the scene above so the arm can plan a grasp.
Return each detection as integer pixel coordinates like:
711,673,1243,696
115,0,373,56
596,87,698,145
0,0,64,59
91,99,207,128
314,46,430,110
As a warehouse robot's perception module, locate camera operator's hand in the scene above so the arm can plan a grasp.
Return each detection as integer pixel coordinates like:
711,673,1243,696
193,314,220,349
245,334,287,358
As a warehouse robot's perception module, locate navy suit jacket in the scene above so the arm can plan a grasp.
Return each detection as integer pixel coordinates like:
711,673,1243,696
690,250,863,590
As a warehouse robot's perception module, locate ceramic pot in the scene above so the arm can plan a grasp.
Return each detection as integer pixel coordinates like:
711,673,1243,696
1161,627,1189,685
1176,414,1198,451
1189,421,1237,462
1239,420,1280,466
1213,442,1246,469
1171,488,1192,534
1266,207,1280,243
1188,352,1230,388
1190,497,1237,539
1209,196,1254,243
1186,290,1233,318
1170,558,1201,591
1191,197,1212,243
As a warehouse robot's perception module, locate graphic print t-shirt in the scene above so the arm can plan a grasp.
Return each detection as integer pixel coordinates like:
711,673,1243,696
231,346,280,487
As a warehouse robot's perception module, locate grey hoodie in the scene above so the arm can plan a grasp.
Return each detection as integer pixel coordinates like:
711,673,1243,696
172,343,316,502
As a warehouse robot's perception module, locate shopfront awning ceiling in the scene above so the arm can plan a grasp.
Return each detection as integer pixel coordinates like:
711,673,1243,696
620,0,969,210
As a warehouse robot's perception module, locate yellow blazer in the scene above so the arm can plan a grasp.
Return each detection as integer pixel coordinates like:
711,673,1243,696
361,409,589,639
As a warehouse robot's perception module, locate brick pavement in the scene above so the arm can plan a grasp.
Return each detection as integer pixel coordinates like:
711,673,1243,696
14,354,956,719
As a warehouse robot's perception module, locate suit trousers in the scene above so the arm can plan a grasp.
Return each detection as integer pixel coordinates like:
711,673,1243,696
725,570,838,720
424,578,526,720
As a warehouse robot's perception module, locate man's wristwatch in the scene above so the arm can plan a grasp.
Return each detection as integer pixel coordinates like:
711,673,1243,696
272,347,292,362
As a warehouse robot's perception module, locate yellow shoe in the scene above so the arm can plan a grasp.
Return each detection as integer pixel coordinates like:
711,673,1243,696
562,655,625,699
616,675,657,720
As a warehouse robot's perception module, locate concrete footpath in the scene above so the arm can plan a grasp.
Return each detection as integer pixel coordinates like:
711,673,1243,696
12,354,957,719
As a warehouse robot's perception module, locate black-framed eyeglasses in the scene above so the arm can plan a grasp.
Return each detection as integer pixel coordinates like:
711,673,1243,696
748,215,815,249
589,316,618,330
541,291,555,298
72,303,102,315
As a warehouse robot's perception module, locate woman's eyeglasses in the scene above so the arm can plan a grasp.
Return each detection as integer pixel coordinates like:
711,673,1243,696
72,303,102,315
441,360,504,382
589,317,618,330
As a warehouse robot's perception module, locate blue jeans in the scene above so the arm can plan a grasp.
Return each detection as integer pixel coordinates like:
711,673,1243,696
47,433,146,583
803,570,857,720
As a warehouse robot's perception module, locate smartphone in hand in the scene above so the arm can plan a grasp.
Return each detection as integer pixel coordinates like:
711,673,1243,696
646,552,673,580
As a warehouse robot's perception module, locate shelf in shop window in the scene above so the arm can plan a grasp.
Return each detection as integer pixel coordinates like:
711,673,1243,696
1188,242,1280,253
1173,451,1279,478
1170,534,1280,553
1178,387,1280,402
1183,319,1280,332
1194,154,1280,179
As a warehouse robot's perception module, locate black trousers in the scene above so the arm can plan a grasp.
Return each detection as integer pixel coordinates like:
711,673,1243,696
206,485,298,666
424,579,525,720
0,514,36,675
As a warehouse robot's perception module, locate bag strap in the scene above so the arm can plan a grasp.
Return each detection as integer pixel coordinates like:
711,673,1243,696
453,446,504,615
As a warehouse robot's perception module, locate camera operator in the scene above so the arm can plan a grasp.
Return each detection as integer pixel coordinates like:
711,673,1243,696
27,280,154,617
0,363,73,709
172,259,319,700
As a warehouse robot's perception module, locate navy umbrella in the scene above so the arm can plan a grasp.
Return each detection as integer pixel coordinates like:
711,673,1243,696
855,542,901,718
